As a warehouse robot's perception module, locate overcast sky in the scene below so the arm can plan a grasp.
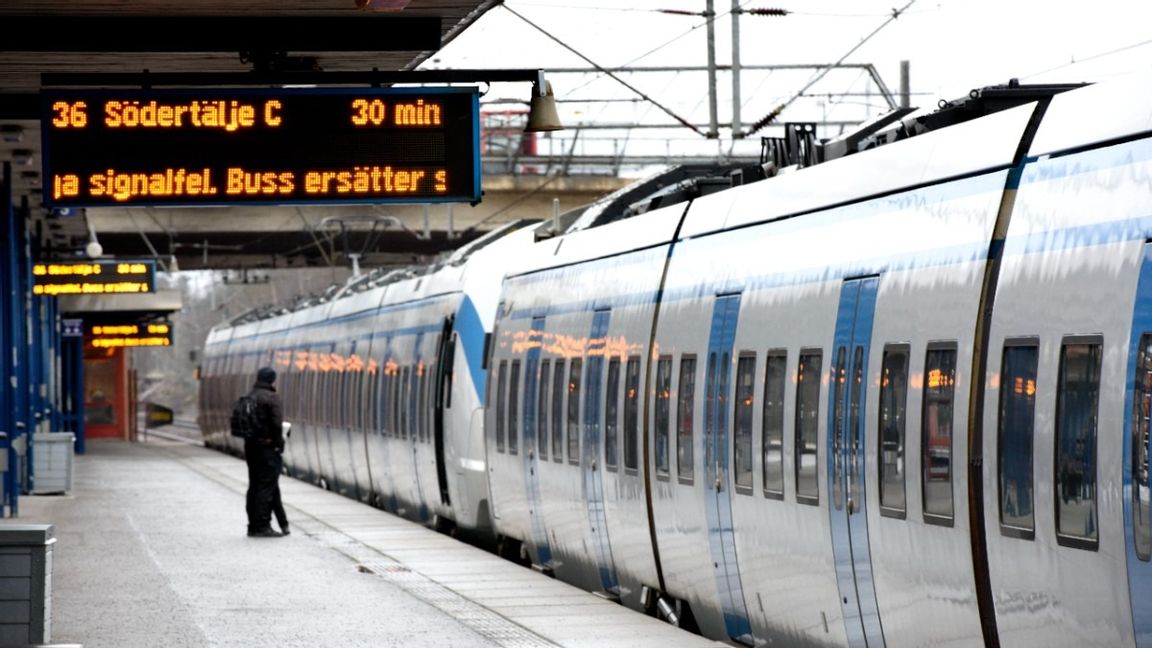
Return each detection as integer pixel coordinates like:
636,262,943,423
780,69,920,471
423,1,1152,167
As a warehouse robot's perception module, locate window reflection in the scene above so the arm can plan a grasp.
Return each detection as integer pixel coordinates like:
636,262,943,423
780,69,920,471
922,345,956,522
999,342,1038,536
1056,339,1101,547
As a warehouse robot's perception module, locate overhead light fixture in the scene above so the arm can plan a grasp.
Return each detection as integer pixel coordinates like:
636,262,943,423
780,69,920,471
85,224,103,259
11,148,33,166
1,125,23,143
526,80,563,133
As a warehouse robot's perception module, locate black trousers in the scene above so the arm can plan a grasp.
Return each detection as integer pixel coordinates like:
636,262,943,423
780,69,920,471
245,442,287,532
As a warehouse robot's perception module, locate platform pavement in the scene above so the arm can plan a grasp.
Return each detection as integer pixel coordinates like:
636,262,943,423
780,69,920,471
6,434,727,648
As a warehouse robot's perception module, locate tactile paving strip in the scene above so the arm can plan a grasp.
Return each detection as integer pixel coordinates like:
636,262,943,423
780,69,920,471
300,521,559,648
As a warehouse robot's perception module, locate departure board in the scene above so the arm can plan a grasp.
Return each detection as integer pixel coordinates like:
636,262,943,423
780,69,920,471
89,322,173,348
32,260,156,296
40,87,481,208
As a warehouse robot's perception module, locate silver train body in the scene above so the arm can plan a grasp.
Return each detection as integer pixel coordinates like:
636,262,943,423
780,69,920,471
200,70,1152,647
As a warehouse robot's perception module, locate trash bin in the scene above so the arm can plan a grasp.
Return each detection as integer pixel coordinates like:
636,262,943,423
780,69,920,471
0,524,54,646
31,434,74,495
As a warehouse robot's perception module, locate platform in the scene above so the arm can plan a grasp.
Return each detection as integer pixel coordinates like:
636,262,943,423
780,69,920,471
8,432,725,648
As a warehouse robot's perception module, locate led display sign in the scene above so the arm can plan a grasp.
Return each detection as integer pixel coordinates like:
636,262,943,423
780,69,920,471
32,260,156,296
88,322,173,348
40,87,481,208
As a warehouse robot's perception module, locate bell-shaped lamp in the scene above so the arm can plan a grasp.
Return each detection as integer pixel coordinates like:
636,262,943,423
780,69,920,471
526,81,563,133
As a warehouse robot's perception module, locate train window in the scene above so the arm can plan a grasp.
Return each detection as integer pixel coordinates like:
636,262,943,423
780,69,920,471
411,364,420,441
401,366,412,440
418,364,427,440
361,363,371,431
1133,334,1152,560
495,360,507,453
605,358,621,470
303,362,314,426
998,340,1037,538
508,360,521,455
386,364,398,436
340,361,350,429
568,359,582,464
401,364,412,438
677,355,697,482
315,362,327,426
655,356,673,476
343,359,352,426
324,365,336,428
734,353,756,492
552,360,565,463
389,362,400,436
795,349,822,505
377,365,386,433
335,358,345,429
360,365,371,432
391,359,400,435
355,363,366,431
411,365,421,440
624,356,641,471
338,357,349,429
879,344,910,518
922,343,957,525
1055,336,1102,550
419,364,431,442
425,365,435,441
538,359,551,461
296,357,309,423
281,370,294,420
763,351,786,499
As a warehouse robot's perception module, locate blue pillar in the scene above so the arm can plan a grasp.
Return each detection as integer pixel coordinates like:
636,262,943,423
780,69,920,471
45,298,62,433
14,197,32,500
1,162,11,516
60,337,86,456
1,161,22,515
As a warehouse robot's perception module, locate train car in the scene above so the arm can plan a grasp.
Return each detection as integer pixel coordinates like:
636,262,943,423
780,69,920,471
199,221,530,532
201,68,1152,647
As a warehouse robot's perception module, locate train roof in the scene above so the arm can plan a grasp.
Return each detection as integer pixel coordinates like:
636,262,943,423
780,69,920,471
214,77,1100,332
220,218,535,329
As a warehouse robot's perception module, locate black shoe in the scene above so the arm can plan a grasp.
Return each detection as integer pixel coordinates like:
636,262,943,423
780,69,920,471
279,525,290,536
248,528,283,538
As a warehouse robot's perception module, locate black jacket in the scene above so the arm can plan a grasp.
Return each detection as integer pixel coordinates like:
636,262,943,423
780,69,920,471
249,380,284,449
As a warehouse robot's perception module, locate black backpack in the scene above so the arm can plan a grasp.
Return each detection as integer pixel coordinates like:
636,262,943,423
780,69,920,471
229,393,260,439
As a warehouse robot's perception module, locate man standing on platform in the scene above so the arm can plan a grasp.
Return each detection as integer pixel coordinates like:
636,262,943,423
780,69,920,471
245,366,290,538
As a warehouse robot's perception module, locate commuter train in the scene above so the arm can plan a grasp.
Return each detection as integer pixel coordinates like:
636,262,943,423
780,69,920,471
199,69,1152,647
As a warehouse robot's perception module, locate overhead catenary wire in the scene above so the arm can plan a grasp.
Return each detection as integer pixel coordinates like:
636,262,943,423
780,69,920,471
745,0,917,135
500,4,706,137
1021,36,1152,81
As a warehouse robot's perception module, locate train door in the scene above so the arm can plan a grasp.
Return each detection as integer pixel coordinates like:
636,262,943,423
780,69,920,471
433,317,454,506
523,316,555,568
582,308,620,596
410,331,429,520
1124,244,1152,646
828,276,885,647
704,293,752,644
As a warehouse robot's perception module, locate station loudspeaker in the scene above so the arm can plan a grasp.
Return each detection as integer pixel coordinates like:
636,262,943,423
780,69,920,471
526,81,564,133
